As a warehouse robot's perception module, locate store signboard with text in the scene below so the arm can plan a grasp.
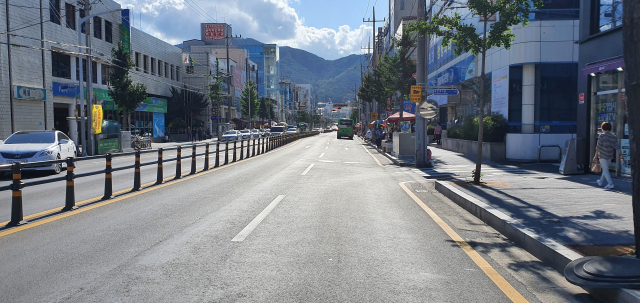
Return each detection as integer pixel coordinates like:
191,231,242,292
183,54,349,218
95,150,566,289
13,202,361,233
491,66,509,119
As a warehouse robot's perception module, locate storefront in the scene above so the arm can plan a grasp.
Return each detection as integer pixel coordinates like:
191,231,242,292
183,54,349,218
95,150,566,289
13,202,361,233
583,57,630,174
102,97,167,138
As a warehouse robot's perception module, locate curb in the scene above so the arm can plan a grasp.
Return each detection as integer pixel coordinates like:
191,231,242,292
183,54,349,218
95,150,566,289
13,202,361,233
434,180,640,303
358,137,413,167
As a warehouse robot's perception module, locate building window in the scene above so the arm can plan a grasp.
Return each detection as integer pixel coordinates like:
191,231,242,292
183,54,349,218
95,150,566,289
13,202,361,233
151,58,156,75
51,51,71,79
535,64,578,133
79,9,86,33
105,21,112,43
93,16,102,39
165,63,169,78
171,65,174,80
176,67,180,81
158,60,163,77
65,3,75,30
101,65,112,85
594,0,623,33
186,65,194,74
92,61,98,84
75,58,87,82
49,0,61,24
400,0,405,10
143,55,149,73
135,52,141,71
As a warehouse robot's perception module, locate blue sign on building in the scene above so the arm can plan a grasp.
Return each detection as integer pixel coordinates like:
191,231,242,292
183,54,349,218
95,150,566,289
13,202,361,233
152,112,165,138
433,89,459,95
403,100,415,114
428,55,476,88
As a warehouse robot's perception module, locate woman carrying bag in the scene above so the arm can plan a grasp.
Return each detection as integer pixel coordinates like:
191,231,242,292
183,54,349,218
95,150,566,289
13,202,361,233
593,122,625,190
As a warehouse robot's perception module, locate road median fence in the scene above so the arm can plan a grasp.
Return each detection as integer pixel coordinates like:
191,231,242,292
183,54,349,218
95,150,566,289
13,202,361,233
1,132,320,227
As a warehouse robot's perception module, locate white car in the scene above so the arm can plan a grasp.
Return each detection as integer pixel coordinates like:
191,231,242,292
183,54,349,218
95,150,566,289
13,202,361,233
0,130,76,174
286,128,298,134
239,129,251,140
221,130,240,141
251,129,261,139
312,128,323,133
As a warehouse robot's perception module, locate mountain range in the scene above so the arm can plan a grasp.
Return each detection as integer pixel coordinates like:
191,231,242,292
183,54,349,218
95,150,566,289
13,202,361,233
231,39,364,106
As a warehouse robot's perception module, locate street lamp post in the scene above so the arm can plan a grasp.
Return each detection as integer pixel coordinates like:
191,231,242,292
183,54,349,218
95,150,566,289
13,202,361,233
77,4,123,156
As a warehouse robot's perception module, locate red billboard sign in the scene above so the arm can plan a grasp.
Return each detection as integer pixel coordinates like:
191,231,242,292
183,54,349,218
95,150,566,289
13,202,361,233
203,24,225,41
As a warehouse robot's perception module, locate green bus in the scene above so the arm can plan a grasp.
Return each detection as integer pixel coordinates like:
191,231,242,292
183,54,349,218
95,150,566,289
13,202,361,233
337,119,354,139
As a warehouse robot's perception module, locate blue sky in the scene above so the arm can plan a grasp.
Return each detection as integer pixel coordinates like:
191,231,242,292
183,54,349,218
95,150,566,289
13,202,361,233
114,0,388,60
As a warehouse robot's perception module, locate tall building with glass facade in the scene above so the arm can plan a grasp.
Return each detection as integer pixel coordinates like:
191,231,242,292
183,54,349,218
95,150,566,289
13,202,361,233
234,41,281,121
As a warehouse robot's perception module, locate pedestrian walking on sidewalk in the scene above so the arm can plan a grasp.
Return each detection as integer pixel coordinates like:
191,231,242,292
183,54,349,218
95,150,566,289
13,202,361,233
375,126,384,149
198,127,204,141
187,127,192,141
191,128,196,142
593,122,624,190
366,129,372,142
434,123,442,145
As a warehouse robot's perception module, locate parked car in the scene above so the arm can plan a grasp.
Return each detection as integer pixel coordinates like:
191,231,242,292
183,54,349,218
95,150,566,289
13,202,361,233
251,129,262,139
221,130,240,141
239,130,251,140
286,128,298,134
0,130,76,174
270,126,286,136
312,128,323,133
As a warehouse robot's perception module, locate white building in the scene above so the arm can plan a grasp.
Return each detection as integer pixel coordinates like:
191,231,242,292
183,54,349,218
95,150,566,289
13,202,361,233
0,0,183,144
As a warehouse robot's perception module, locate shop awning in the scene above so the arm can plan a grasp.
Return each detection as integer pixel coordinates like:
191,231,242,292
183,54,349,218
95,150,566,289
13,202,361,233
385,111,415,123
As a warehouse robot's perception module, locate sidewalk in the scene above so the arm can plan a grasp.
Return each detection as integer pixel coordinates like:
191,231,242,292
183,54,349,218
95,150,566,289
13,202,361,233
376,141,638,302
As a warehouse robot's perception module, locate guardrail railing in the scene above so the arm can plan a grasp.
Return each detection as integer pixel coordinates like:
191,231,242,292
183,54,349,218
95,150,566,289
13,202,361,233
2,131,319,227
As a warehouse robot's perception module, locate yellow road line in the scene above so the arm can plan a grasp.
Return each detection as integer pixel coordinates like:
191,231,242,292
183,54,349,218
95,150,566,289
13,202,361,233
359,138,383,167
0,140,301,237
399,181,529,303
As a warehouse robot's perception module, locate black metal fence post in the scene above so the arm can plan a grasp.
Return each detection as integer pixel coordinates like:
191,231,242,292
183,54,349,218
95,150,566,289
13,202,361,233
63,157,77,211
175,146,182,179
240,140,244,161
190,144,196,175
7,162,26,226
156,149,163,185
102,153,113,200
133,151,141,191
204,143,210,171
246,139,250,159
233,141,237,162
262,137,265,154
224,141,229,164
252,139,256,157
215,142,220,168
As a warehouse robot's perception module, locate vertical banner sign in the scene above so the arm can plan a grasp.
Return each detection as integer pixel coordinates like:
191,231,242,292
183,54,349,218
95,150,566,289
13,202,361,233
579,93,585,104
121,9,131,53
403,100,416,113
153,112,165,138
92,105,103,134
491,66,509,119
203,24,225,41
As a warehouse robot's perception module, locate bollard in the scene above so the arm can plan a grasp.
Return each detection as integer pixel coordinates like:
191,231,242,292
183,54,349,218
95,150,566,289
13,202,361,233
156,149,163,185
204,143,210,171
7,162,26,226
246,139,250,159
257,138,261,155
190,144,196,175
63,157,77,211
262,137,265,154
215,142,220,168
233,141,237,162
103,154,113,199
240,140,244,161
133,150,141,191
252,139,256,157
224,141,229,165
175,146,182,179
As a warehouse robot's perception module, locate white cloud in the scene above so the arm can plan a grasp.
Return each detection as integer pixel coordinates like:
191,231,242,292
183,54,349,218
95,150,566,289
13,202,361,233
110,0,370,60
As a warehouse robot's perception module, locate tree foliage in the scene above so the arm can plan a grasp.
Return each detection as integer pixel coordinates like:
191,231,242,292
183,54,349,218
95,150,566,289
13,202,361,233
407,0,541,184
206,58,225,108
108,42,147,130
167,87,207,127
240,80,260,119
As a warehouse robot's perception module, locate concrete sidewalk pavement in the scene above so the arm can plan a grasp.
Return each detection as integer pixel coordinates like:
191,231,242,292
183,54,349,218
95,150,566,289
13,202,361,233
374,140,639,302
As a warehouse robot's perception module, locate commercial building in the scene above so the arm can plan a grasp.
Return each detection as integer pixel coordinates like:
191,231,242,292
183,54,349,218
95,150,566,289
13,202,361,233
234,42,281,121
425,0,581,161
0,0,183,146
577,0,628,174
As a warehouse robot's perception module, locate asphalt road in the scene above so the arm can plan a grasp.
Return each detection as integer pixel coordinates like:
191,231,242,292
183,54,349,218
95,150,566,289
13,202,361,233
0,133,593,302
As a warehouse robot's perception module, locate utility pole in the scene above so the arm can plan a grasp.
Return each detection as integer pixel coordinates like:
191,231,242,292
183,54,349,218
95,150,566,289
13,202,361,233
415,0,428,167
363,7,385,68
85,0,94,156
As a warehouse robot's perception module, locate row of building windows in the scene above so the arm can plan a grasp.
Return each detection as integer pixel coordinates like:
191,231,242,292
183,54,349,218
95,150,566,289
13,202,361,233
51,51,112,86
50,0,113,43
134,52,179,81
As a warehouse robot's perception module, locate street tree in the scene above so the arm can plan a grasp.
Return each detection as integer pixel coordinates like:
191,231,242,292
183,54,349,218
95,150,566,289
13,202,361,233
206,58,225,131
241,80,260,120
622,0,640,257
108,42,147,131
258,98,269,120
409,0,542,184
167,87,207,128
380,29,417,121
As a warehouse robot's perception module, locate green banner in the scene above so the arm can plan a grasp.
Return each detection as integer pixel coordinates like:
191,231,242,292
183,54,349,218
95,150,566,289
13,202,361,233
100,97,167,113
98,138,120,154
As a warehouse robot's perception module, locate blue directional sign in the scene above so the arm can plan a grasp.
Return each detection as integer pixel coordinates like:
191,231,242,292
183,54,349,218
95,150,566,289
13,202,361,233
433,89,459,95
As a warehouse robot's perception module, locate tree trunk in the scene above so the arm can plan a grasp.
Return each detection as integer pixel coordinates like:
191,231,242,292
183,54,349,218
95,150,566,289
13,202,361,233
622,0,640,257
474,18,489,185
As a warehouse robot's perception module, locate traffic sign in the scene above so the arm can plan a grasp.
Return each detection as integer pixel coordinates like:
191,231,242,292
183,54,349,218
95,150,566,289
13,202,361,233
411,85,422,97
371,112,378,120
410,96,421,103
433,89,459,95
